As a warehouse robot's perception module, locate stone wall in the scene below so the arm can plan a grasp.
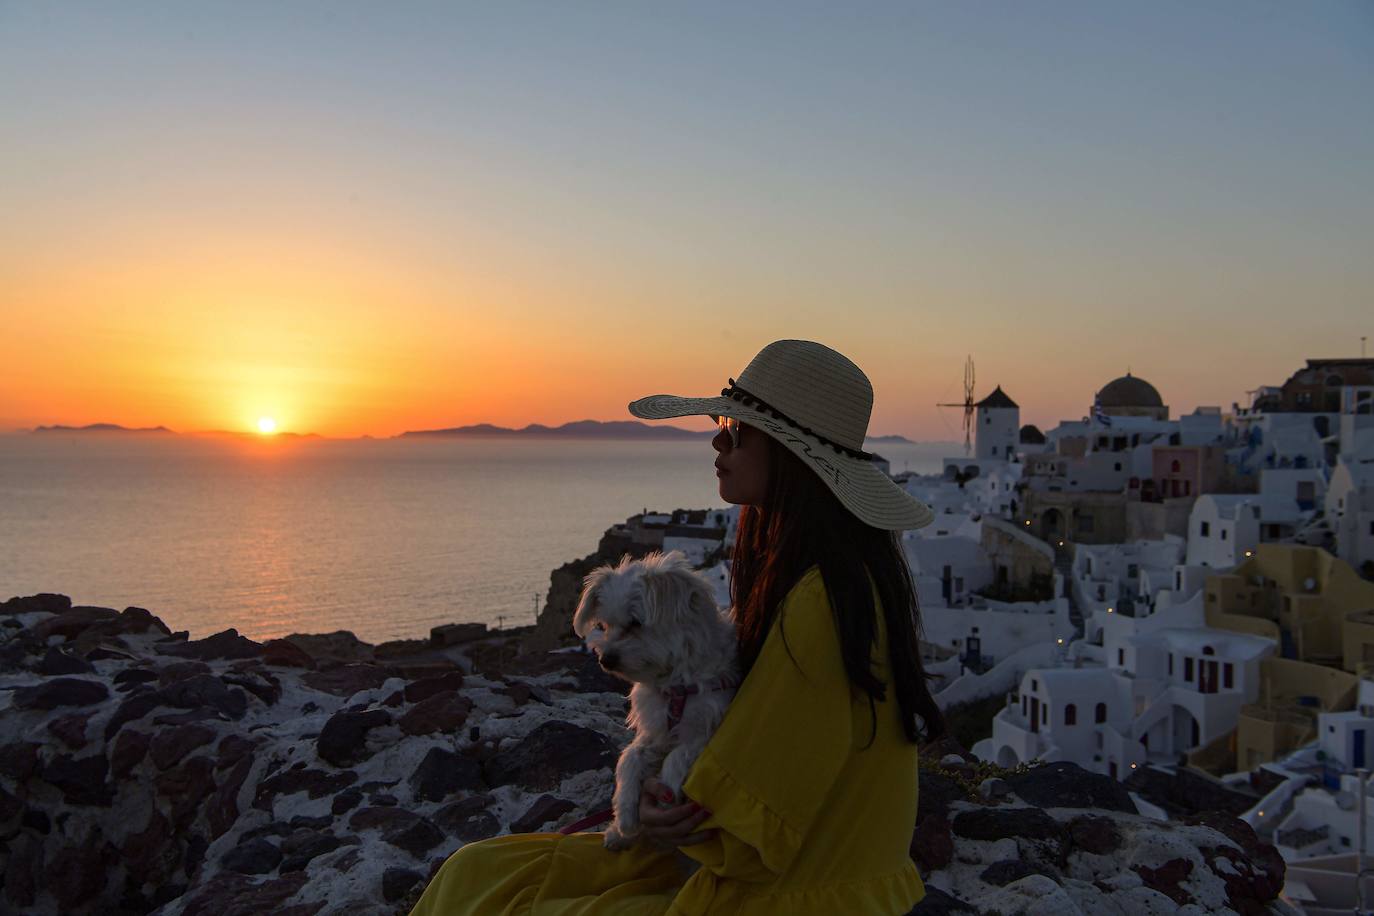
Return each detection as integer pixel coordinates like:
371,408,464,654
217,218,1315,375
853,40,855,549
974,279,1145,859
0,593,628,915
1,591,1295,915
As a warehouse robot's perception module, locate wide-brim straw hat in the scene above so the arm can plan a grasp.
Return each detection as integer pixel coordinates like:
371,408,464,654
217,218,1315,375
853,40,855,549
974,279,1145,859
628,339,935,530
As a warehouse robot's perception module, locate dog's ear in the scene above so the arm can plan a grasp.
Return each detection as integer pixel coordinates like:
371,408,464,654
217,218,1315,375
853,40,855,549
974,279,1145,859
572,564,612,638
641,560,717,627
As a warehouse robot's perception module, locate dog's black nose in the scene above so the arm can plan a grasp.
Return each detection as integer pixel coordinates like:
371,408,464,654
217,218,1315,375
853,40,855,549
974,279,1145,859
600,651,620,671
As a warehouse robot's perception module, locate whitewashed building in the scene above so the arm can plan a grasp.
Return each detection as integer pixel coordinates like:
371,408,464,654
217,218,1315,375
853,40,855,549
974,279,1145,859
975,386,1020,461
982,590,1276,779
1072,538,1185,630
921,595,1072,672
904,533,992,610
1327,458,1374,570
1338,385,1374,463
1273,681,1374,862
1185,495,1262,569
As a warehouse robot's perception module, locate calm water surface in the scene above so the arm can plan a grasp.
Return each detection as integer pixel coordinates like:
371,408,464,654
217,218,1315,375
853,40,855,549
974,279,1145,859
0,434,947,643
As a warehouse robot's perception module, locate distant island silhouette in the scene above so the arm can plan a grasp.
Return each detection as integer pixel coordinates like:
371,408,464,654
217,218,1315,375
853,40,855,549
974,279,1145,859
32,423,175,434
398,420,710,440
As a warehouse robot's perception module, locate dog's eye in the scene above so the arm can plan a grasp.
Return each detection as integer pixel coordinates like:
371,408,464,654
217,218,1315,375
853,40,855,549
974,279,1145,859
592,621,607,632
625,619,642,631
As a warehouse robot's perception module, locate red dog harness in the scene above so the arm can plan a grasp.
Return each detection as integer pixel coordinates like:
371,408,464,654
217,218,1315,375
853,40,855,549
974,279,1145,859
663,676,739,732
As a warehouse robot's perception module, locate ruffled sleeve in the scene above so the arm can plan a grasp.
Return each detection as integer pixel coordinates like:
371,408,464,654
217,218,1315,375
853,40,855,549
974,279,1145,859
679,567,851,883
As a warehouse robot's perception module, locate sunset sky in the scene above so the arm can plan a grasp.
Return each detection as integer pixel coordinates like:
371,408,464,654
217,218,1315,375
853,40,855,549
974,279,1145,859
3,2,1371,440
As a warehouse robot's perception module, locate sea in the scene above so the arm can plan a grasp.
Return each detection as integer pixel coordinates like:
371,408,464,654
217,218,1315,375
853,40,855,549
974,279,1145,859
0,433,949,644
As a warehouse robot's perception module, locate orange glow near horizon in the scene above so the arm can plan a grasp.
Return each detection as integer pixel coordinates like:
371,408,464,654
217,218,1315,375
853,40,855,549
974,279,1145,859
0,200,1358,441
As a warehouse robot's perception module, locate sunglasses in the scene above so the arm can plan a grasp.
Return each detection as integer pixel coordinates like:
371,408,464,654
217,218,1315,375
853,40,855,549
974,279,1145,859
712,415,742,449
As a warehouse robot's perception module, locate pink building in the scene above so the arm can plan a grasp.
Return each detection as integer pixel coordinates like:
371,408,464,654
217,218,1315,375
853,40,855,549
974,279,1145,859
1144,445,1224,502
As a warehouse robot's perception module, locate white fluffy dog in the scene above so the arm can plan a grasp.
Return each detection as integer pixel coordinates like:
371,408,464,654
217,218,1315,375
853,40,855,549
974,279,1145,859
573,550,739,851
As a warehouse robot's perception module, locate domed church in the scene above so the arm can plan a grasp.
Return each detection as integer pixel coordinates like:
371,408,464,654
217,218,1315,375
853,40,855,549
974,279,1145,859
1093,371,1168,420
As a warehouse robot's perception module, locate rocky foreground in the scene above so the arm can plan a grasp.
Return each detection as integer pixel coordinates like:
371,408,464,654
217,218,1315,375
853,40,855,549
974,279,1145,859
1,593,1296,915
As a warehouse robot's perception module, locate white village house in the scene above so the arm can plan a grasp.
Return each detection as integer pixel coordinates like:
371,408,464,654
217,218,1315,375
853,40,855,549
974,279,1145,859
981,593,1275,779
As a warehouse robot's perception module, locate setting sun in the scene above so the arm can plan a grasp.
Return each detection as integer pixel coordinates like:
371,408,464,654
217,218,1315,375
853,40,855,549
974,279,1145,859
256,417,277,435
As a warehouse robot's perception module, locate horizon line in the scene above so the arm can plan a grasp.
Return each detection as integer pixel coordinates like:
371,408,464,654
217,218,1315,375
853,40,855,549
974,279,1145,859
0,420,940,443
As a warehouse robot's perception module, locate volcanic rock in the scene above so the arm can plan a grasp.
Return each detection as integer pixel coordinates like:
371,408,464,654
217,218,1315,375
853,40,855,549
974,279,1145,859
398,691,473,736
13,677,109,710
38,646,95,675
159,627,263,661
482,721,617,791
317,708,392,767
1002,760,1137,813
410,747,485,803
511,794,575,833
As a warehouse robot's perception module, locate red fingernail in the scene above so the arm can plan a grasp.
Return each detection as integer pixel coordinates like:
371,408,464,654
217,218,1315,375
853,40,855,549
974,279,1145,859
660,792,673,802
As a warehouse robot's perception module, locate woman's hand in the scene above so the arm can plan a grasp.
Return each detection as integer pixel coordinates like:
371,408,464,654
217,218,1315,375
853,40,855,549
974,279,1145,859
639,777,713,848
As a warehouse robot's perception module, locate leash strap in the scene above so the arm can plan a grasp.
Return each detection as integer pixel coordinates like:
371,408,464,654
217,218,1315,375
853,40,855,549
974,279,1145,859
558,808,615,835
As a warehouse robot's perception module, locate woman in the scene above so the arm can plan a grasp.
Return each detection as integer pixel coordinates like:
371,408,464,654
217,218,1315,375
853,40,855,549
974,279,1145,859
411,339,944,915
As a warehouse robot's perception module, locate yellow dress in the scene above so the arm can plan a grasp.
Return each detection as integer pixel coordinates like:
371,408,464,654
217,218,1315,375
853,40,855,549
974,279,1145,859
409,567,924,916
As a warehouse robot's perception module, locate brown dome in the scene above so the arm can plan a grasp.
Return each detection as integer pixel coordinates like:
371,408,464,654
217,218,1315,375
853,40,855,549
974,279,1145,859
1098,372,1163,409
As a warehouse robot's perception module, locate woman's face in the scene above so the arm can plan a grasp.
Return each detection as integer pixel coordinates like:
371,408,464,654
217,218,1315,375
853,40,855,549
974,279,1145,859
713,419,770,505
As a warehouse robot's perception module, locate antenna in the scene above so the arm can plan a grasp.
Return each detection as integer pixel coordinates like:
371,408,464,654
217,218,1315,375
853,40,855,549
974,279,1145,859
936,355,976,456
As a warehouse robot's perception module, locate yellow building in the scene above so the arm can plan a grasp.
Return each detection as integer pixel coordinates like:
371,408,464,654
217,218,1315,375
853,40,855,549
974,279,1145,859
1203,544,1374,671
1190,545,1374,773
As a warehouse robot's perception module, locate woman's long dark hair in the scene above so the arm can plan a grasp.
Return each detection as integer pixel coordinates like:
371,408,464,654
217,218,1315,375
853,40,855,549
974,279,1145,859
731,434,945,745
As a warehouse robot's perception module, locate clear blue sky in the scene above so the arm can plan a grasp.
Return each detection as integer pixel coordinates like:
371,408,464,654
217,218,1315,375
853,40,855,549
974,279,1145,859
2,1,1371,438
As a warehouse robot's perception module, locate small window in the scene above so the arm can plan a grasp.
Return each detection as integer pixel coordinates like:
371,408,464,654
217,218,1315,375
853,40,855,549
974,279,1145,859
1200,521,1211,537
1117,648,1125,666
1168,654,1174,675
1202,645,1215,655
1171,460,1181,473
1185,657,1194,681
1042,705,1048,725
1221,529,1228,541
1065,704,1077,726
1223,663,1234,689
1095,702,1107,723
1031,679,1038,691
1128,564,1138,578
1114,462,1122,471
